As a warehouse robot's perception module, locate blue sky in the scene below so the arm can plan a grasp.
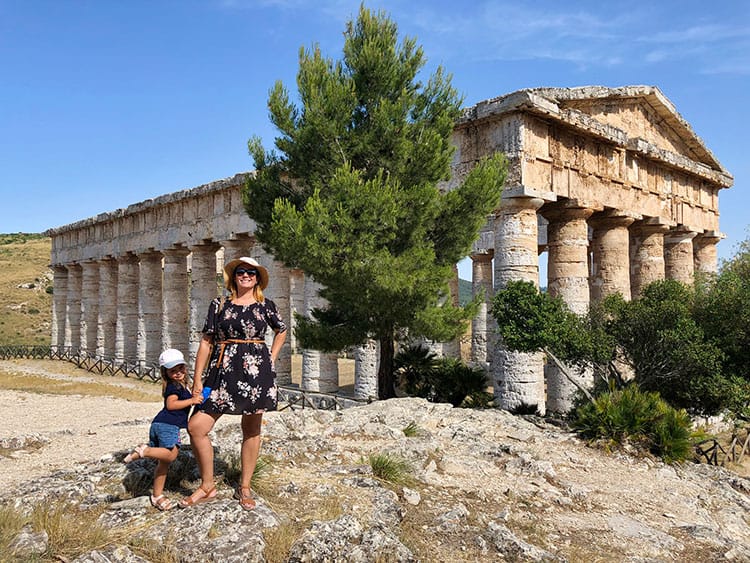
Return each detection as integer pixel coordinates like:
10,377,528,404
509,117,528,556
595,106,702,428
1,0,749,274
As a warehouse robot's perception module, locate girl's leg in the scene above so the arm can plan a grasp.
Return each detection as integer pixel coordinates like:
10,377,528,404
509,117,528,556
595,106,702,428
183,411,220,503
150,447,179,498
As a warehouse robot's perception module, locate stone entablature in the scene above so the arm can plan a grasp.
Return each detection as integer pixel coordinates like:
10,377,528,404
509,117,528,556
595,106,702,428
453,86,730,237
46,173,255,265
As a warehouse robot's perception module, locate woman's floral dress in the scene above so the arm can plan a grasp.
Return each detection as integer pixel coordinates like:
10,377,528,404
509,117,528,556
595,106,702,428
199,297,287,415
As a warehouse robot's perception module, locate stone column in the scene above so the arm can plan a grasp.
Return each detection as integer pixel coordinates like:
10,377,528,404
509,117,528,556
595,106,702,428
137,251,163,366
470,251,494,370
221,235,255,271
693,232,723,275
188,243,220,365
589,214,635,302
354,339,379,400
96,258,118,359
542,204,594,413
289,269,305,354
80,261,100,356
493,195,546,415
262,259,292,385
64,264,82,353
51,266,68,351
115,253,139,363
442,264,462,358
162,248,190,354
301,276,339,393
630,221,670,298
664,228,697,284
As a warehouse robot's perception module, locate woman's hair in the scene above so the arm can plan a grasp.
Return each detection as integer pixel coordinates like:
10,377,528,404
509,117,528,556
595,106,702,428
228,274,265,302
160,365,189,396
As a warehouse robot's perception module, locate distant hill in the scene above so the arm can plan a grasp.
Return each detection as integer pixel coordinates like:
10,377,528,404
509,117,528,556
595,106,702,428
0,234,52,345
458,278,472,306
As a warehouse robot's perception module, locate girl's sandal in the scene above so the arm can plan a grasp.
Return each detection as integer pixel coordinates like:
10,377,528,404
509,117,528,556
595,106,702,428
123,444,147,464
235,486,256,510
150,494,174,511
179,485,217,508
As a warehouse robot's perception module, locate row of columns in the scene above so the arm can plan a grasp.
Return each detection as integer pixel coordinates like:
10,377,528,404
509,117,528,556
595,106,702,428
50,240,380,400
470,198,721,414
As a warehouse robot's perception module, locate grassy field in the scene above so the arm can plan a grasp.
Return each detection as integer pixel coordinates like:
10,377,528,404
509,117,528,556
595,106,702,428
0,234,52,345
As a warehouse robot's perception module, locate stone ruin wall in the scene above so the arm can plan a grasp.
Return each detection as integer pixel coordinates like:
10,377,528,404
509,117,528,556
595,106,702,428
46,86,732,413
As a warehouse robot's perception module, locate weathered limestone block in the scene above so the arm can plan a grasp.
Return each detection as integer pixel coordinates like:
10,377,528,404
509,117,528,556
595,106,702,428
694,232,722,274
493,195,546,414
96,258,118,358
590,214,636,301
354,339,378,401
664,228,697,284
301,277,339,393
542,204,594,413
189,243,220,366
137,251,162,365
115,254,139,363
470,252,494,370
161,248,190,354
630,222,670,298
64,264,82,352
51,266,68,350
80,261,100,356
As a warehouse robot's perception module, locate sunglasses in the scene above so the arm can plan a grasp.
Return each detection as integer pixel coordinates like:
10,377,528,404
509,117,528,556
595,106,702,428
234,268,258,277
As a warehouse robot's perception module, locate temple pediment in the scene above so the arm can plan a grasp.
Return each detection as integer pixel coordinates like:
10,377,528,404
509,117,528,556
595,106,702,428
459,85,732,188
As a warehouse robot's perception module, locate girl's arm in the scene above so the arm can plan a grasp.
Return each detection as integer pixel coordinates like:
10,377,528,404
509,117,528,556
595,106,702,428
166,392,202,410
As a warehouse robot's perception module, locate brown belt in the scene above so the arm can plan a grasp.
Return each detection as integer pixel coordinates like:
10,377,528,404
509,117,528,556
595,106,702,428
214,339,266,368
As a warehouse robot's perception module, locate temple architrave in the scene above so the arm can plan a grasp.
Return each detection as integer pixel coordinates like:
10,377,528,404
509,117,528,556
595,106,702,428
46,86,732,411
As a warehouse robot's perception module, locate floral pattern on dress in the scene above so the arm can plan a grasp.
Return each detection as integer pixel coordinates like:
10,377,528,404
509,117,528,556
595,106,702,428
198,297,287,415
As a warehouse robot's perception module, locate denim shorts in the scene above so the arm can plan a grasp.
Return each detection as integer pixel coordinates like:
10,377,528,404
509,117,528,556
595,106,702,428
149,422,181,449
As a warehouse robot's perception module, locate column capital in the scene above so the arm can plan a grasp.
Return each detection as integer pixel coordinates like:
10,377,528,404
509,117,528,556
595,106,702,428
496,195,545,216
539,201,595,223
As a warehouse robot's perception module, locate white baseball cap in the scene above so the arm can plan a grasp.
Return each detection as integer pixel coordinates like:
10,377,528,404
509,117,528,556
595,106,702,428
159,348,185,369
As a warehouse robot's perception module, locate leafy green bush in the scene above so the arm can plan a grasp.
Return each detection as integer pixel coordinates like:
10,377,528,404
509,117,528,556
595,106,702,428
395,345,491,407
573,385,694,463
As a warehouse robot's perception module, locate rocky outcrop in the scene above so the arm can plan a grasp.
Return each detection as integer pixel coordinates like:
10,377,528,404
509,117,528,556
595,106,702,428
5,397,750,562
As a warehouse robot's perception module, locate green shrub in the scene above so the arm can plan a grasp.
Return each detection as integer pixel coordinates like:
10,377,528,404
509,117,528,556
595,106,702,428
368,453,413,485
395,345,490,407
573,385,694,463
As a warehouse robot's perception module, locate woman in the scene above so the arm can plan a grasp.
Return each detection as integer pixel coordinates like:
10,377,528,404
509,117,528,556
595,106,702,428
181,256,287,509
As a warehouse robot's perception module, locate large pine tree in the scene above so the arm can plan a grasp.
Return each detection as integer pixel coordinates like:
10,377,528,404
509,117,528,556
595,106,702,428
244,6,506,398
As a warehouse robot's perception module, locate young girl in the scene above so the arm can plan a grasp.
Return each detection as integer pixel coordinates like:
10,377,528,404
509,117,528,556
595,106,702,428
123,348,203,511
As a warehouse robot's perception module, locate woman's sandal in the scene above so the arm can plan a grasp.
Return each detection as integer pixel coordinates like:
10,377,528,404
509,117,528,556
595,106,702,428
234,486,256,511
150,494,174,511
123,444,147,464
179,485,217,508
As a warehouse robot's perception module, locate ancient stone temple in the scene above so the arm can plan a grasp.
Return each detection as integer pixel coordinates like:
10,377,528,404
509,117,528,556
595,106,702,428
46,85,731,411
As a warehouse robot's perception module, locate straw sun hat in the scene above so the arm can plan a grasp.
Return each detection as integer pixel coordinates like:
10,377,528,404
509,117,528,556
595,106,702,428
222,256,269,291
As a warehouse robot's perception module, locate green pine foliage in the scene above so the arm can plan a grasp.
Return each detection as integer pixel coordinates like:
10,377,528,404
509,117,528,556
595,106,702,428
244,6,506,398
573,385,693,463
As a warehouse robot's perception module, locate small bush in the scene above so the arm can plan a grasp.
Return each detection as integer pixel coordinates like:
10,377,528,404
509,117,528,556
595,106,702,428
369,453,413,485
573,385,694,463
402,421,423,437
395,345,490,407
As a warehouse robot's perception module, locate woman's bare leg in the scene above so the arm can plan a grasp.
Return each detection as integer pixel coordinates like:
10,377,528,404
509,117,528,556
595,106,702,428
240,413,263,491
186,411,220,497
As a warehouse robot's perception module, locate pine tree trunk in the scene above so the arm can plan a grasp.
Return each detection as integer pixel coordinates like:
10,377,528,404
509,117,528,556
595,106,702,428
377,334,395,399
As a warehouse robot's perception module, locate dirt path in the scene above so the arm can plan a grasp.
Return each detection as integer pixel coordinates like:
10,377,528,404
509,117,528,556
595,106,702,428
0,359,233,490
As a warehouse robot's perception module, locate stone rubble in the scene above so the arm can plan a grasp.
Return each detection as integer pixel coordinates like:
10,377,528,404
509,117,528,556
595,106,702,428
4,397,750,562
